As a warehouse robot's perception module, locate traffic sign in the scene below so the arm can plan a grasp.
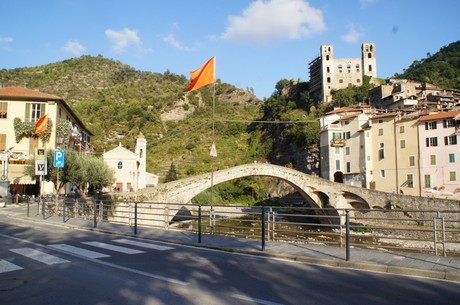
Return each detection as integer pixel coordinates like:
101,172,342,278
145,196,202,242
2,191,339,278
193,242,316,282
54,150,65,168
35,159,47,175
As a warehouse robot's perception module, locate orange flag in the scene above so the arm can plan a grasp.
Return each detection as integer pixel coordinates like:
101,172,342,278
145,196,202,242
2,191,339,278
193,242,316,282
184,56,215,92
35,114,48,134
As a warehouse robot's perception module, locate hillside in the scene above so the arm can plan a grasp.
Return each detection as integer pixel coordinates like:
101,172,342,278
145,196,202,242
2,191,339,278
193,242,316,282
393,40,460,90
0,55,262,179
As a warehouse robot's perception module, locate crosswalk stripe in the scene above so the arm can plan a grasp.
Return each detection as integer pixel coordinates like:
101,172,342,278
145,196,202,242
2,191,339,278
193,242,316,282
49,244,111,259
10,248,70,265
82,241,145,254
0,259,23,273
113,239,174,251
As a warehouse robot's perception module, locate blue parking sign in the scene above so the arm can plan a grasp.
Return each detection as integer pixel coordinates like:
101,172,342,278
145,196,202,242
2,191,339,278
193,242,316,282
54,150,65,168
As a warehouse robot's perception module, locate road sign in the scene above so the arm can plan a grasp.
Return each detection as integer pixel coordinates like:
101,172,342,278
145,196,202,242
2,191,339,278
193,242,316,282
54,150,65,168
35,159,47,175
35,148,46,160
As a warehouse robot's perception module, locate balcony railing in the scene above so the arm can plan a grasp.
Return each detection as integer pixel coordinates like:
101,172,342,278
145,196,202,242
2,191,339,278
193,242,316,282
330,138,346,147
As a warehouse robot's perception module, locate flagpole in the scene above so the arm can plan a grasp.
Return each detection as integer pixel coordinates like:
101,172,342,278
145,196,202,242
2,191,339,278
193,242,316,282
211,81,215,205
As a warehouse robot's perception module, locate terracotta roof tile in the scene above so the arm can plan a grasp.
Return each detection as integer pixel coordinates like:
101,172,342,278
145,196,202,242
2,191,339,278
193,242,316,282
419,111,460,122
0,86,61,100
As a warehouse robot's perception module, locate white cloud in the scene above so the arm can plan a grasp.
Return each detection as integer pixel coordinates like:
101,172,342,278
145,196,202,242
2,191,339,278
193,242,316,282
62,40,86,55
221,0,325,45
0,35,13,50
341,24,363,43
164,33,184,50
360,0,378,7
105,28,142,53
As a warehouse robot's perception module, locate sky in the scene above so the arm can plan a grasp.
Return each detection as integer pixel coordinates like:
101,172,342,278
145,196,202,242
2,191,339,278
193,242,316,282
1,0,459,99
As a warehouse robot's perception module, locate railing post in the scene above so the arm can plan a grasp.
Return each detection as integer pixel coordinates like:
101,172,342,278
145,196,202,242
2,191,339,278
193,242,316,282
42,197,45,220
93,199,98,228
261,207,266,251
198,205,202,243
433,217,438,256
345,209,350,261
134,202,138,235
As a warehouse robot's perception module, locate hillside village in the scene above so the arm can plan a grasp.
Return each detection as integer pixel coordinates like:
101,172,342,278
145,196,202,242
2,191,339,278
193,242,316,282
0,41,459,202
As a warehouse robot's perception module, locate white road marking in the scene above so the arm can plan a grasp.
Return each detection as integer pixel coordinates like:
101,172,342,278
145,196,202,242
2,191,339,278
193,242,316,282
113,238,174,251
49,244,111,259
82,241,145,254
232,294,285,305
9,248,70,265
0,259,23,273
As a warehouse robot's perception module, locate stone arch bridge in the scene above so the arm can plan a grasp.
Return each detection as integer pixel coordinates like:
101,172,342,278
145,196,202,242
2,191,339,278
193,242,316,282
134,163,393,210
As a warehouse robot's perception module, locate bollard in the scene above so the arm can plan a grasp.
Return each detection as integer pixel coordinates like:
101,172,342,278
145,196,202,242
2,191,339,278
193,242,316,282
42,197,45,220
345,209,350,261
62,199,66,223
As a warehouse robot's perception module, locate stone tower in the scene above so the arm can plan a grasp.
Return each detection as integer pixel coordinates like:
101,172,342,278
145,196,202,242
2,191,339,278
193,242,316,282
361,42,377,79
135,133,147,189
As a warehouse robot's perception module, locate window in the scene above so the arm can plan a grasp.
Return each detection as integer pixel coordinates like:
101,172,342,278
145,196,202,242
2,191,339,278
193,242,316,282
409,156,415,166
326,55,330,60
426,137,438,147
336,160,341,171
425,121,437,130
117,161,123,169
378,128,383,136
346,162,351,173
338,64,342,69
326,67,330,73
400,126,405,133
368,53,372,59
335,147,340,155
430,155,436,165
332,132,342,140
339,79,343,83
368,65,373,72
344,120,350,125
424,175,431,188
0,102,7,119
380,170,386,177
407,174,414,188
449,153,455,163
0,134,6,151
356,64,360,69
379,143,384,159
444,135,458,145
346,147,350,155
343,131,351,139
400,140,406,149
378,119,383,124
356,79,361,83
327,77,331,83
444,119,455,128
450,171,457,181
25,103,46,122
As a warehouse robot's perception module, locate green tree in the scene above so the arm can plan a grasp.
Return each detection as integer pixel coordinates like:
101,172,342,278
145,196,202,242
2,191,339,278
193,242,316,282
164,162,178,182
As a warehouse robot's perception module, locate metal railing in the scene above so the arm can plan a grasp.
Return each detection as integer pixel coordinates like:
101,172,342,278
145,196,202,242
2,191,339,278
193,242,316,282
28,198,460,260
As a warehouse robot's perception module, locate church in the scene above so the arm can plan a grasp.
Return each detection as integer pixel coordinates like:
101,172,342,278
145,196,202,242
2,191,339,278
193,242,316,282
103,134,158,192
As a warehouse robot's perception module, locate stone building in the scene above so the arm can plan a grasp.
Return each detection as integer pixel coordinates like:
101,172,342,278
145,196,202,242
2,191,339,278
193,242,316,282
309,42,377,103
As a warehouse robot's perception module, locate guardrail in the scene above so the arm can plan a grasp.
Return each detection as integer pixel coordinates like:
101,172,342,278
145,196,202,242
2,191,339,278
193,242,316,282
29,198,460,259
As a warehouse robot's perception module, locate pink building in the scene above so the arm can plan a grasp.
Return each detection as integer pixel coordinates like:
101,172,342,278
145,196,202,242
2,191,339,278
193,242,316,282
418,111,460,199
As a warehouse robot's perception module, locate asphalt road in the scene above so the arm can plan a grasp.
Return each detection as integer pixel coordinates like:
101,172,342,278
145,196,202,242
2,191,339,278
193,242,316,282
0,217,459,305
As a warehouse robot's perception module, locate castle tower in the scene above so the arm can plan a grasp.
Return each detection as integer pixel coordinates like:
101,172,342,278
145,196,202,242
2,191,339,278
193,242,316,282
361,42,377,79
135,133,147,189
320,44,334,103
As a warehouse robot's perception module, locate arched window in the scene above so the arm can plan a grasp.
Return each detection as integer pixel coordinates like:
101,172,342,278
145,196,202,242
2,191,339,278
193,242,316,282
139,149,143,158
117,161,123,169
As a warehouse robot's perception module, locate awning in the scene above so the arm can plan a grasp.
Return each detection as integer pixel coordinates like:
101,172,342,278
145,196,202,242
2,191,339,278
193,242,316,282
7,165,37,185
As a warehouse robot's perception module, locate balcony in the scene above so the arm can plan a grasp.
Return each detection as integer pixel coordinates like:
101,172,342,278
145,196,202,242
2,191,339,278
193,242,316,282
330,138,346,147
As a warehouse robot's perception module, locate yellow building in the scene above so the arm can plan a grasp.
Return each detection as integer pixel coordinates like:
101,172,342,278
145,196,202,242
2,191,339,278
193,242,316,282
0,87,93,196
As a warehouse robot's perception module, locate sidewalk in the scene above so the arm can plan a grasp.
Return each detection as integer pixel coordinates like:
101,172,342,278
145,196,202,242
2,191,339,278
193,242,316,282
2,204,460,282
